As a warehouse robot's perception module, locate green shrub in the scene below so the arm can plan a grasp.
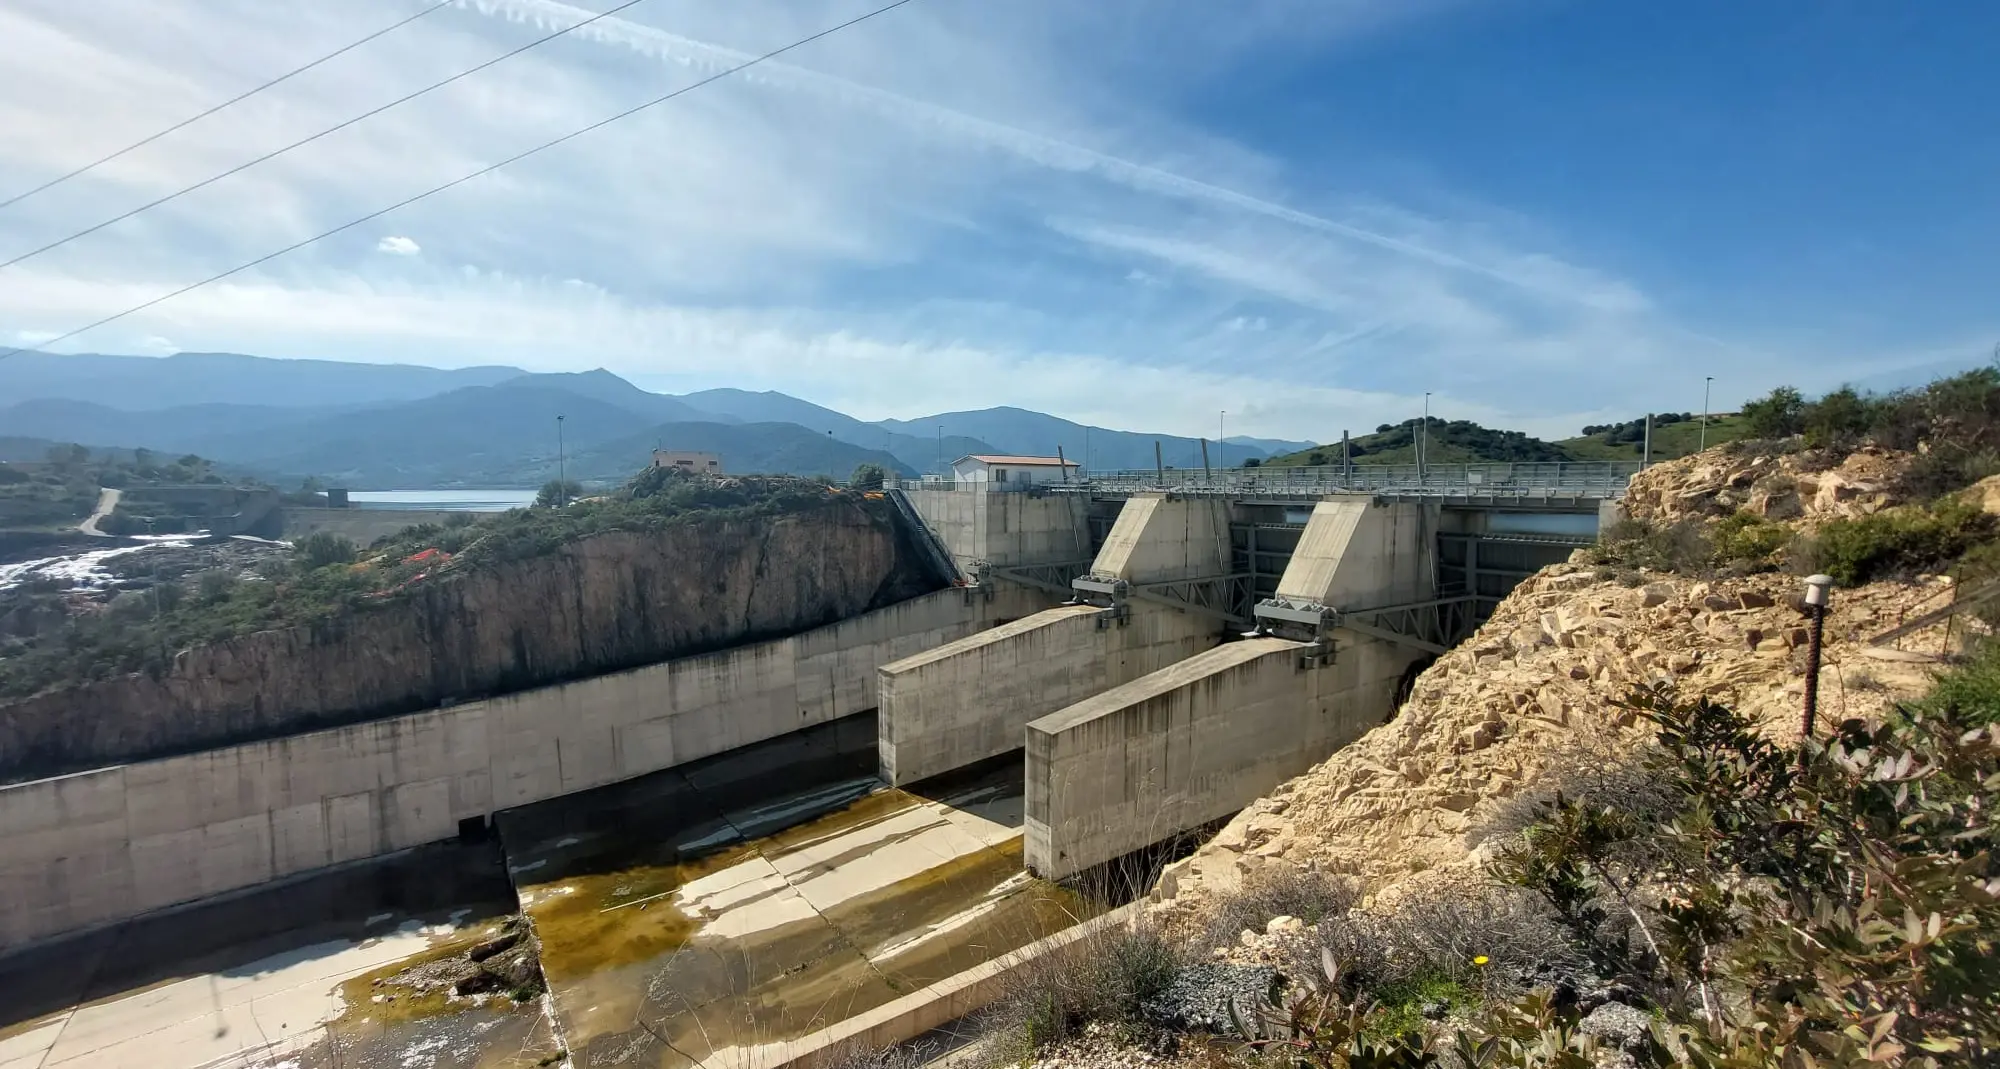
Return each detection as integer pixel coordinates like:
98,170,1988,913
1800,497,1997,585
296,531,358,570
1709,510,1790,569
1741,385,1805,438
1585,517,1713,574
848,463,887,491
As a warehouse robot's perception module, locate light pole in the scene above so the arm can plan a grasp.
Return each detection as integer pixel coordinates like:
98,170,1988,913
1700,376,1714,451
1801,574,1834,758
556,415,566,507
1420,392,1431,483
1219,410,1226,467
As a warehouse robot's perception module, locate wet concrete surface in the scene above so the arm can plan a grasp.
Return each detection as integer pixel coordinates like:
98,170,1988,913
499,716,1097,1069
0,843,561,1069
2,714,1104,1069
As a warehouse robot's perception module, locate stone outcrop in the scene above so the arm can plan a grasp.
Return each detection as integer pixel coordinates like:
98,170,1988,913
1618,444,1907,529
0,498,941,781
1151,551,1959,925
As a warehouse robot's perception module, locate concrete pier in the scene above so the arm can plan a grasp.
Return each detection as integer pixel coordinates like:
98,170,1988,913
878,494,1231,786
1024,499,1432,879
899,489,1093,572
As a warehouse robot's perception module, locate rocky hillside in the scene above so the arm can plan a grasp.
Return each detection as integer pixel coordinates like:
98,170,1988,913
1149,445,1958,925
0,492,942,781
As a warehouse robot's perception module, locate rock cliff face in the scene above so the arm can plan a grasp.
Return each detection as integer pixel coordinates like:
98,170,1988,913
0,498,941,781
1150,447,1955,926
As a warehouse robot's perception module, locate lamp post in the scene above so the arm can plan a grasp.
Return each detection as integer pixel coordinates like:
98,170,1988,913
1219,410,1226,468
1420,392,1431,483
1801,574,1834,756
1700,376,1714,451
556,415,566,507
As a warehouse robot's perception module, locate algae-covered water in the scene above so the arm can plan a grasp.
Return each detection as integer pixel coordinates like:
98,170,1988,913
498,717,1097,1068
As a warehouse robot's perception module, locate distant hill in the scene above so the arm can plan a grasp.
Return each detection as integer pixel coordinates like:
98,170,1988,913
0,351,523,410
1225,434,1317,456
878,406,1270,471
0,350,1304,484
679,388,997,474
1559,413,1749,462
1265,419,1572,466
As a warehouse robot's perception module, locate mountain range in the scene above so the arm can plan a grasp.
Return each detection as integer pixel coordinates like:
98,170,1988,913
0,352,1318,488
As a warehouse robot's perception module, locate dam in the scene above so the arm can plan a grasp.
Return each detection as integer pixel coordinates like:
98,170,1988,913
0,461,1634,1065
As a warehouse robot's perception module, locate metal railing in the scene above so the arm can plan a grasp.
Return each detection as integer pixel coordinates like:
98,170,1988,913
890,462,1639,500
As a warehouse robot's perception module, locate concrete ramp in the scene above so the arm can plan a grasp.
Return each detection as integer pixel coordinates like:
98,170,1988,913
877,494,1231,786
1023,497,1433,880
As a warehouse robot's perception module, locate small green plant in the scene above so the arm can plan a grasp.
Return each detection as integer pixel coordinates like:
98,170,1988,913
1798,496,1997,585
1708,511,1790,570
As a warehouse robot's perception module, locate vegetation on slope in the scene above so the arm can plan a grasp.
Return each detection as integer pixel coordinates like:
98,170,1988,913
1590,365,2000,588
1559,412,1752,461
0,443,227,532
0,467,841,699
982,660,2000,1068
1263,418,1573,467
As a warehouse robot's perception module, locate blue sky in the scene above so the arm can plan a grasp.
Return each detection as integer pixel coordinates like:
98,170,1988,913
1,0,1992,440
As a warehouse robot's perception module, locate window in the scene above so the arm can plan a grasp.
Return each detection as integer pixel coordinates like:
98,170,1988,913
994,468,1007,482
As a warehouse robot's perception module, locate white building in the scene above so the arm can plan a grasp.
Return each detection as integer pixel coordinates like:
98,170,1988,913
652,450,723,473
948,454,1081,489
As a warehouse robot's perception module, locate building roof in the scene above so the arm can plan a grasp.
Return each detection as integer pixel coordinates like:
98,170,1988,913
955,454,1080,467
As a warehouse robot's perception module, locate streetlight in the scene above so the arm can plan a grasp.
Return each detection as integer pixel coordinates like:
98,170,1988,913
1801,574,1834,755
556,415,567,507
1420,392,1431,482
1700,376,1714,451
1219,410,1226,467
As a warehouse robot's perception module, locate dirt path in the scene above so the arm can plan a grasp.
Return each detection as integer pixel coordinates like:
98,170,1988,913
78,486,121,536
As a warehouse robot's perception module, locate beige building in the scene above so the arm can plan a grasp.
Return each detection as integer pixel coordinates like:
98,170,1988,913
652,450,723,473
949,454,1080,488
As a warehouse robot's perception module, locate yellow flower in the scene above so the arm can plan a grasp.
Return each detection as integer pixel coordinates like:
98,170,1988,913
1472,955,1490,966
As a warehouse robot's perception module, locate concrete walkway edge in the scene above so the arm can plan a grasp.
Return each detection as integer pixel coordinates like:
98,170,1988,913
723,901,1141,1069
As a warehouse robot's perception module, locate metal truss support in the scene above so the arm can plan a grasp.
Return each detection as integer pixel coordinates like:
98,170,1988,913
981,559,1094,598
1251,593,1493,658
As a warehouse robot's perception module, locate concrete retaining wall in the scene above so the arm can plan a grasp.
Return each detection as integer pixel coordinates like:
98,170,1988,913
900,490,1092,570
0,584,1048,950
878,603,1218,785
1024,633,1414,880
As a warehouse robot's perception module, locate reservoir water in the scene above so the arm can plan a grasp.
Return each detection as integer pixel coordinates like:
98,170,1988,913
346,490,538,512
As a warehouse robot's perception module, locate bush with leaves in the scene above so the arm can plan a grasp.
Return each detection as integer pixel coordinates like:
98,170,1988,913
1796,496,1997,586
296,531,358,570
848,463,887,491
1487,682,2000,1067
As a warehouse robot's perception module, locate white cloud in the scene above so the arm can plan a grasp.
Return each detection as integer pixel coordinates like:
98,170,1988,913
0,0,1974,442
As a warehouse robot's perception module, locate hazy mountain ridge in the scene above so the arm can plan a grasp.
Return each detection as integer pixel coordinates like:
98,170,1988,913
9,352,1303,485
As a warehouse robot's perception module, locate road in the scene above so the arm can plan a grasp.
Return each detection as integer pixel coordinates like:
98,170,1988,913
77,487,120,536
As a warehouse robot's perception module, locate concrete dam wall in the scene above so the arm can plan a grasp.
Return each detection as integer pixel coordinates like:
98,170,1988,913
0,499,942,783
0,582,1050,949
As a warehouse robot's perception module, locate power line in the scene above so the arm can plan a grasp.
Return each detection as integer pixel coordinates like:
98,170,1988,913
0,0,921,365
0,2,458,212
0,0,656,272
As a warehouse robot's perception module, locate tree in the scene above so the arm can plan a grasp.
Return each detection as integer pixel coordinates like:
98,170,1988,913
1740,385,1805,439
536,479,583,508
296,531,357,570
848,463,887,491
1242,457,1262,468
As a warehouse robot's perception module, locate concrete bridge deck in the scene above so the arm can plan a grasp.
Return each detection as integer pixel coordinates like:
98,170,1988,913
894,460,1639,505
